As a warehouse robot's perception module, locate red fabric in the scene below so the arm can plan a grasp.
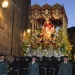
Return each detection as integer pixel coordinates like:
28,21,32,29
44,23,54,29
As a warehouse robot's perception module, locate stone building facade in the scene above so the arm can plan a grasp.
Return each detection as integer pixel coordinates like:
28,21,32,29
67,27,75,59
0,0,31,56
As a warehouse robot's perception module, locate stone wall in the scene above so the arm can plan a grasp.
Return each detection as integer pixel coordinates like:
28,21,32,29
0,0,31,56
0,0,21,56
0,0,13,55
12,3,21,56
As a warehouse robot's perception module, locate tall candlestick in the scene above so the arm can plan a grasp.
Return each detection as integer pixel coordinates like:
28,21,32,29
31,23,32,35
34,24,35,33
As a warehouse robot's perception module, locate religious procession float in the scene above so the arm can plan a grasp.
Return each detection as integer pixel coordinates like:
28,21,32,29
22,3,72,59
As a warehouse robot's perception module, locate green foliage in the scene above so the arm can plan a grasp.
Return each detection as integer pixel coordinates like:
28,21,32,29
22,26,72,58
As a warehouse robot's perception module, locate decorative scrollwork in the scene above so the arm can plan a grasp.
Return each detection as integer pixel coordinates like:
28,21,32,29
42,4,51,20
30,4,41,11
52,3,62,10
51,3,63,20
29,3,68,29
42,4,51,11
30,4,41,20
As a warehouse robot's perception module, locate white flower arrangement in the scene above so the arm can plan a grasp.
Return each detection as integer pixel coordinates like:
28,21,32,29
22,26,72,58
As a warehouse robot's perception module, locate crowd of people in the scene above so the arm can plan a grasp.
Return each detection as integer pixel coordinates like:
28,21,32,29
0,54,75,75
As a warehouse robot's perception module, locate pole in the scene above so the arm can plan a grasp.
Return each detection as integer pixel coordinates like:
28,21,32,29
10,0,15,55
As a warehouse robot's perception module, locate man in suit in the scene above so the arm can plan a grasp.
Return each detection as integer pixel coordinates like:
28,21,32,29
58,56,72,75
28,56,39,75
0,54,8,75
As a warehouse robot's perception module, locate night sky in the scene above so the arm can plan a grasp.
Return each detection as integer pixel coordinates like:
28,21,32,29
31,0,75,28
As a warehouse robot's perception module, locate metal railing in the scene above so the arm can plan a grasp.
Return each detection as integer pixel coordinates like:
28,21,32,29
8,67,56,75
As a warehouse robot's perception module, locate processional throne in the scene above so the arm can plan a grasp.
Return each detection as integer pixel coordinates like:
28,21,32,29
23,4,72,58
30,3,68,34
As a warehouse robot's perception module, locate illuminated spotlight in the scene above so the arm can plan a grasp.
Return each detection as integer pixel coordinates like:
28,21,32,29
27,29,31,33
2,0,9,9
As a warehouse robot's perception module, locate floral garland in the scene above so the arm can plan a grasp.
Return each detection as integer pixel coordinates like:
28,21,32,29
22,27,72,58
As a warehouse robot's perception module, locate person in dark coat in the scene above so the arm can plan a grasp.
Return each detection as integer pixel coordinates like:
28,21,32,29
28,56,39,75
0,54,8,75
58,56,72,75
8,57,20,75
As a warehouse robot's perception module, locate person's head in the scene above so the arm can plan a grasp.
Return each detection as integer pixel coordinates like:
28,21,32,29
46,20,50,24
0,55,5,60
44,19,52,26
16,58,19,61
46,19,51,24
63,56,68,61
32,56,36,61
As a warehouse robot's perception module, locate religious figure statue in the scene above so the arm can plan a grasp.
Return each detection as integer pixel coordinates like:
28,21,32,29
40,19,55,41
